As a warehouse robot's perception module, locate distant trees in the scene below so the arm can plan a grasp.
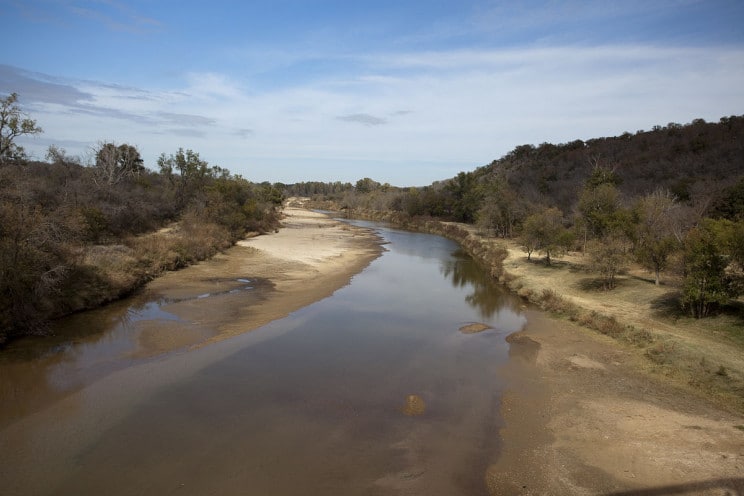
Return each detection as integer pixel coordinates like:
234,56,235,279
0,93,43,164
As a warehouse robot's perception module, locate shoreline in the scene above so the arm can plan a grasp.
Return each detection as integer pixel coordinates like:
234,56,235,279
486,247,744,494
136,204,383,355
334,207,744,494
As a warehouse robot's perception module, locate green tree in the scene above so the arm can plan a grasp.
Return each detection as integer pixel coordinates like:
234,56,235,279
0,93,43,164
520,207,573,265
681,221,736,318
158,148,210,208
578,182,622,240
446,171,483,223
354,177,380,194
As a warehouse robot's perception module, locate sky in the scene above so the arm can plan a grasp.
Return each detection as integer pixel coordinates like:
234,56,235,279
1,1,743,186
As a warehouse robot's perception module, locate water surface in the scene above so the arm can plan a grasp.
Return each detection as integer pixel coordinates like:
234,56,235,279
0,222,527,495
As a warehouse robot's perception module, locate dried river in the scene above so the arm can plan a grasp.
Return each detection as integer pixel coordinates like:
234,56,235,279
0,221,532,495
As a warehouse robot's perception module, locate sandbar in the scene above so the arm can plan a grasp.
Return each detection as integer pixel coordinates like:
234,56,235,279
137,202,382,354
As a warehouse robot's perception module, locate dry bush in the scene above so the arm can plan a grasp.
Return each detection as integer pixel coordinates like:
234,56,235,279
624,325,656,347
645,340,679,365
536,289,581,320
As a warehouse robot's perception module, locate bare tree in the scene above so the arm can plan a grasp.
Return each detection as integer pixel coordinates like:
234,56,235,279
634,189,681,285
92,142,144,186
0,93,43,164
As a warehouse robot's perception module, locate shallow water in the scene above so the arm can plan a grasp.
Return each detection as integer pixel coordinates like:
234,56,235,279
0,222,527,495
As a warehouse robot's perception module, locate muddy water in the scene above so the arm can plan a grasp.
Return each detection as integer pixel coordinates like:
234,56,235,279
0,222,528,496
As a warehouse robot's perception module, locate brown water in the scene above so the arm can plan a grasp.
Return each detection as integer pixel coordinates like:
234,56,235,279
0,222,528,495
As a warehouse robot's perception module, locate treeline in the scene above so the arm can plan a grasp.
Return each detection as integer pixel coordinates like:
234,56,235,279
314,115,744,319
0,94,282,343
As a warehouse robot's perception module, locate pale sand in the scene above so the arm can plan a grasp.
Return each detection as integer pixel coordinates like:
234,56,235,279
136,204,382,355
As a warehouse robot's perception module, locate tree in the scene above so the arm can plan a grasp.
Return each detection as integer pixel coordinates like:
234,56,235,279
45,145,80,166
446,171,483,223
476,178,525,238
588,234,630,290
93,142,144,186
520,207,573,265
355,177,380,194
634,189,681,285
578,182,622,240
0,93,43,164
158,148,210,208
681,221,735,318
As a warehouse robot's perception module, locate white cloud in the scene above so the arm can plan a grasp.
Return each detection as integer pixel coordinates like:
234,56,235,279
7,43,744,185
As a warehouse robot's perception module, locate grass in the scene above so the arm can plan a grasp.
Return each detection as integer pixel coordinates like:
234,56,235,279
499,241,744,413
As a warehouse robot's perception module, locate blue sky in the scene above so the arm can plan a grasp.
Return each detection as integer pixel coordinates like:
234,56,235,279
1,1,743,186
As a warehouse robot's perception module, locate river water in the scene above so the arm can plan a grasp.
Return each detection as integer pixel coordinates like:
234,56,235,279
0,221,528,495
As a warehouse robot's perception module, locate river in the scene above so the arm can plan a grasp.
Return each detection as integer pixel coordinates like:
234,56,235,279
0,220,529,495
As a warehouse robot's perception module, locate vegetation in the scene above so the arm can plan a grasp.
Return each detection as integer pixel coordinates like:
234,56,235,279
0,94,282,344
2,90,743,354
520,207,573,265
0,93,42,162
301,115,744,317
318,115,744,411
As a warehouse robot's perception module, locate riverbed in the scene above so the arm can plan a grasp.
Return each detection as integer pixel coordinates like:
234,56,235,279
0,218,527,495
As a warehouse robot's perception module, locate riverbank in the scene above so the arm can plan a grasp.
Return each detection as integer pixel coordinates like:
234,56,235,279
132,203,382,355
338,207,744,494
488,245,744,494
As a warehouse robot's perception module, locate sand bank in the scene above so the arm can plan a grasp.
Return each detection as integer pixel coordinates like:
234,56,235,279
137,204,382,354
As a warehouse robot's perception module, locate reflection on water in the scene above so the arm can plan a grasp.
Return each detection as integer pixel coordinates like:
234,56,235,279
0,277,266,429
441,249,524,321
1,222,528,496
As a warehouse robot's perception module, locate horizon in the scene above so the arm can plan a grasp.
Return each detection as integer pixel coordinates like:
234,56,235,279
2,1,743,187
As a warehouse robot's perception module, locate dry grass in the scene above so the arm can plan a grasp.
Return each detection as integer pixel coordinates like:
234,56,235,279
501,241,744,412
61,219,236,315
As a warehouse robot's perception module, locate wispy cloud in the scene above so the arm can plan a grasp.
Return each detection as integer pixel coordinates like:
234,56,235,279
156,112,216,127
337,113,388,126
66,0,162,34
0,65,93,105
4,40,744,184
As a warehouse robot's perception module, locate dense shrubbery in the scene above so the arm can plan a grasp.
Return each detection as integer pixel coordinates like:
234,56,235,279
0,144,281,344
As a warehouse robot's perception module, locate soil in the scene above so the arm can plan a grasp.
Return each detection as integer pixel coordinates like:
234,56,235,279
486,245,744,495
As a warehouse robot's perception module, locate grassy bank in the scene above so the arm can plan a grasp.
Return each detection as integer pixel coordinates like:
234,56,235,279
500,244,744,412
341,206,744,413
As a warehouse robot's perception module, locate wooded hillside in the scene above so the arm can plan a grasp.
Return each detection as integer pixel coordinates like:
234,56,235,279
314,115,744,320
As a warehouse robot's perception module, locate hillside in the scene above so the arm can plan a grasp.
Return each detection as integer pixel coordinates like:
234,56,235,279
479,115,744,216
